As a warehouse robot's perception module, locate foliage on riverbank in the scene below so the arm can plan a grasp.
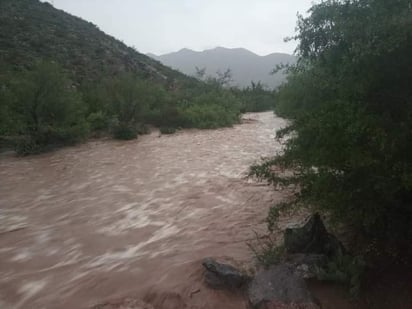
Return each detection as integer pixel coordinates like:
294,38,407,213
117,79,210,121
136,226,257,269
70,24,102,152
0,62,248,153
250,0,412,291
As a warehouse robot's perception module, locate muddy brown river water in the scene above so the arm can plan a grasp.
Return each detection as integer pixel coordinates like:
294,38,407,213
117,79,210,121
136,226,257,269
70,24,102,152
0,112,289,309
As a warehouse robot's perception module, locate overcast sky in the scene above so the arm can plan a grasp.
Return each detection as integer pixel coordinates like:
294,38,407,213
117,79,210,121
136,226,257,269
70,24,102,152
43,0,315,56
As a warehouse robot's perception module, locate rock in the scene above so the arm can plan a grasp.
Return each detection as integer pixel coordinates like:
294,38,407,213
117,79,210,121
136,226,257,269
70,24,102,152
286,254,328,279
248,264,319,309
202,257,250,289
284,213,345,257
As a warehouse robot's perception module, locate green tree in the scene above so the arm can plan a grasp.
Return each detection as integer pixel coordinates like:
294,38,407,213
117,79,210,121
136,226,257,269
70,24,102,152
233,81,275,112
215,68,233,87
9,62,88,154
0,81,15,136
105,74,162,139
194,66,207,80
254,0,412,249
181,89,241,129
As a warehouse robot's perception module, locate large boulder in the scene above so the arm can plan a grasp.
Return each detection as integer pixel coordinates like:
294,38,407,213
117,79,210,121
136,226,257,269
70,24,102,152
248,264,319,309
284,213,345,257
202,257,250,289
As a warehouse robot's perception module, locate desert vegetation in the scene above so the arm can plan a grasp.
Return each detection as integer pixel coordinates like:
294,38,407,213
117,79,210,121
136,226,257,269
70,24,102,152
250,0,412,293
0,62,249,153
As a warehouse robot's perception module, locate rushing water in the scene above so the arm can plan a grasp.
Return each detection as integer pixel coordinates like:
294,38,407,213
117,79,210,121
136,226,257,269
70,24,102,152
0,112,288,309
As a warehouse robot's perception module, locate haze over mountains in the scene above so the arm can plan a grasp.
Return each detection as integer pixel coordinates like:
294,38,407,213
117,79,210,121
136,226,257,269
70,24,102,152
148,47,296,89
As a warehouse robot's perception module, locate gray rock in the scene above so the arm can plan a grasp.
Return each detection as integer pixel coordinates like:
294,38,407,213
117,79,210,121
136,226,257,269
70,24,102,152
248,264,319,309
284,213,345,257
202,257,250,289
286,254,328,279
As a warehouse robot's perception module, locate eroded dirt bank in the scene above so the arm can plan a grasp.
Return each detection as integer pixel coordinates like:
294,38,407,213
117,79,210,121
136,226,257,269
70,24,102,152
0,112,288,309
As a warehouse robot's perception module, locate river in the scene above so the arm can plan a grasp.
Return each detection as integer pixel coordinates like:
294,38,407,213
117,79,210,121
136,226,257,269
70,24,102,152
0,112,288,309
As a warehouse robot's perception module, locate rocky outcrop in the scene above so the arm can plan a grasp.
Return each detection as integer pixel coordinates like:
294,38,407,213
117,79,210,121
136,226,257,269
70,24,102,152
201,259,319,308
202,257,250,289
284,213,345,257
248,264,319,309
201,215,345,308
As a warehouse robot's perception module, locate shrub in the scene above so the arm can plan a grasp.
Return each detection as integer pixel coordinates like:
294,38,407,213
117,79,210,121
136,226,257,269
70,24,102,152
159,127,177,134
180,90,240,129
254,0,412,248
136,123,150,135
81,73,243,139
315,255,366,298
106,74,149,129
104,74,169,139
86,111,109,132
9,62,88,153
14,136,42,155
248,232,285,268
0,80,17,136
109,117,137,140
111,124,137,140
233,81,275,113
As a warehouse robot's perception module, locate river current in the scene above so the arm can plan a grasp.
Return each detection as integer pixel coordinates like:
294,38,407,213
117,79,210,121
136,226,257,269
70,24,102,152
0,112,288,309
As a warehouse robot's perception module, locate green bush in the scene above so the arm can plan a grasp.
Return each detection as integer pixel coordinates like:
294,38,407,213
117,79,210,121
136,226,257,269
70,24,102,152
111,123,137,140
233,81,275,113
0,80,17,136
106,74,150,131
315,255,366,298
136,123,150,135
63,72,244,141
248,233,285,268
180,90,240,129
86,111,108,132
8,62,88,154
14,136,42,155
1,60,248,151
159,127,177,134
253,0,412,247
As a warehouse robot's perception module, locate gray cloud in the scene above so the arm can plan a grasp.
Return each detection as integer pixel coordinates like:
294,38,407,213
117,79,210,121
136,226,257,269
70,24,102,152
43,0,315,55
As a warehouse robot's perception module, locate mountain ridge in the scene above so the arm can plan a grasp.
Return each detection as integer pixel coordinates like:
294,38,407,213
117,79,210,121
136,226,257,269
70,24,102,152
149,47,292,58
148,47,296,88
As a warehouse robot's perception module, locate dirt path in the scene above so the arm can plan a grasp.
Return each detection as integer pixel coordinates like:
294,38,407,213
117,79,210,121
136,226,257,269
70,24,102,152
0,112,290,309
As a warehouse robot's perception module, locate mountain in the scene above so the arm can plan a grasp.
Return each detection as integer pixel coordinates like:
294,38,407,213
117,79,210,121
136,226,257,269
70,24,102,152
149,47,296,89
0,0,194,86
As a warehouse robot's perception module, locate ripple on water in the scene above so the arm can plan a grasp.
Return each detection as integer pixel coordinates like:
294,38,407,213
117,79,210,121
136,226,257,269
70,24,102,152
0,112,289,309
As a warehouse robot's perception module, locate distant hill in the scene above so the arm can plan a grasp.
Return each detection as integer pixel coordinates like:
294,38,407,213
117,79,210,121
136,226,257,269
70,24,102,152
0,0,194,86
148,47,296,89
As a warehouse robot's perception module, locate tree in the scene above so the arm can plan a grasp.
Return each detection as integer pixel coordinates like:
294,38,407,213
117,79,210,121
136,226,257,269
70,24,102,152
253,0,412,250
231,81,275,112
194,66,206,80
0,80,15,136
216,68,233,87
10,62,88,153
105,73,163,139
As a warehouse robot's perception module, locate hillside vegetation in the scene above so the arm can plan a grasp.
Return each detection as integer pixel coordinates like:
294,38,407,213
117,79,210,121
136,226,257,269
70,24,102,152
0,0,185,84
0,0,275,154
